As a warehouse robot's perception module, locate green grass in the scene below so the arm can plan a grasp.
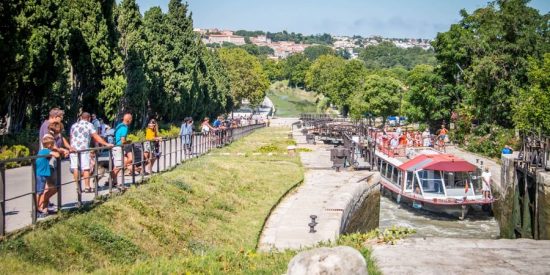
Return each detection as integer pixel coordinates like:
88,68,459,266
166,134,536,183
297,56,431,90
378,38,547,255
0,127,384,274
268,81,319,117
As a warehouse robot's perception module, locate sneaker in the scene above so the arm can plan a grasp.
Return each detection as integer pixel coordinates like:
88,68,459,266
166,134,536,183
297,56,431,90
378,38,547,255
37,211,49,219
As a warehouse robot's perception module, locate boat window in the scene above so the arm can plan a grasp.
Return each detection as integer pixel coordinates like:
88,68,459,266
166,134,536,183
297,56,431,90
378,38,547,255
413,172,421,195
381,161,387,178
395,170,401,187
417,170,445,197
405,171,413,191
387,164,393,179
392,167,399,185
444,171,476,197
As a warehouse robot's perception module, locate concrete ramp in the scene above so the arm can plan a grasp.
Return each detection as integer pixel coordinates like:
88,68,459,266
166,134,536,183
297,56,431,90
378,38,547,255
372,237,550,275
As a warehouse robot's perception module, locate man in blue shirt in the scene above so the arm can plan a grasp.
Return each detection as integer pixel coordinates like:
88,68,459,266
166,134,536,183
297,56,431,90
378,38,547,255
213,116,223,128
501,145,513,155
110,113,132,186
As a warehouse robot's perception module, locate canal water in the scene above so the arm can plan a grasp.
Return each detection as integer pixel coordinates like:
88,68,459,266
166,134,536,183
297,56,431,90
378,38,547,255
379,196,500,239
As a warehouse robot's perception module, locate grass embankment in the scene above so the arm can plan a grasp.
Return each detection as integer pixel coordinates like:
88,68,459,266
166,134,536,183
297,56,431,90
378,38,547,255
0,126,386,274
0,127,303,273
267,81,319,117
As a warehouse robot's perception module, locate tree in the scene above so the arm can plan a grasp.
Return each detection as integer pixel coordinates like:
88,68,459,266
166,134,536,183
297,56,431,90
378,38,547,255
404,64,452,125
282,53,311,88
513,54,550,133
218,48,269,108
303,45,335,61
432,0,549,127
261,58,284,82
350,75,403,124
305,56,366,115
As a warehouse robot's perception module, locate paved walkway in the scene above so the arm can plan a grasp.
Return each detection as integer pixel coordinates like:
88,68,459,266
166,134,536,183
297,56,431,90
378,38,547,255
258,127,376,251
372,237,550,275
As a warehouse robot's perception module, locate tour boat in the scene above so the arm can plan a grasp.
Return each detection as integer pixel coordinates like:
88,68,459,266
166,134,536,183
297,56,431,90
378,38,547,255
372,130,494,219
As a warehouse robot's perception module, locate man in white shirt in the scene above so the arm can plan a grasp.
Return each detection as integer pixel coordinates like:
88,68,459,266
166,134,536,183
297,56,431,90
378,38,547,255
481,167,492,199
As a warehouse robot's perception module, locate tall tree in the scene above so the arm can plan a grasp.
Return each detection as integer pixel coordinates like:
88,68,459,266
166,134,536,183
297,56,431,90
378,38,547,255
433,0,549,127
218,48,269,108
350,75,403,124
404,64,452,124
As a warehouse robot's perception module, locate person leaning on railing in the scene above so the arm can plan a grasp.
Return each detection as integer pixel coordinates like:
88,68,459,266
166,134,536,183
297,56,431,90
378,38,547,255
69,112,113,193
35,135,61,218
180,117,193,155
144,119,161,175
110,113,133,187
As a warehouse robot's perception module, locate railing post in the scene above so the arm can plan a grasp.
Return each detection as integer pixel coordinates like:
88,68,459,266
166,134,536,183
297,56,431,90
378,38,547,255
56,157,62,213
108,148,113,194
163,139,167,172
169,138,172,169
0,163,5,236
76,152,82,207
93,151,99,197
120,146,125,187
156,142,160,173
131,144,135,185
31,160,37,224
140,142,145,183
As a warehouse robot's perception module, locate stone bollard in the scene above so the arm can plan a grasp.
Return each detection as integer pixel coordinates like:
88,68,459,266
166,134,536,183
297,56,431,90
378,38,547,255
287,246,368,275
287,145,296,156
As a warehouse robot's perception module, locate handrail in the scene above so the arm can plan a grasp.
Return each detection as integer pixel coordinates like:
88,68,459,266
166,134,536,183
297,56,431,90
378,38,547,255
0,123,266,237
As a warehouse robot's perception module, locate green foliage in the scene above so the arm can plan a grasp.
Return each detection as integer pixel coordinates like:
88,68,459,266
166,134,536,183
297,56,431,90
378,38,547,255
513,54,550,134
464,124,519,158
282,53,311,88
261,58,284,82
350,75,403,122
1,0,231,134
357,41,436,69
432,0,549,127
267,31,333,45
0,145,31,168
305,55,367,114
303,45,335,61
404,64,452,124
219,48,270,108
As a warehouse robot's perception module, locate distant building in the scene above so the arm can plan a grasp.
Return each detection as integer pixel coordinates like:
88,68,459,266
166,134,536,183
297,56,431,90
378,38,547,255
202,34,246,46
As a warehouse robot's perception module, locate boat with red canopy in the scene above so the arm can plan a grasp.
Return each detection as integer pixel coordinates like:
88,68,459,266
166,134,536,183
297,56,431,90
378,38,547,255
373,131,493,219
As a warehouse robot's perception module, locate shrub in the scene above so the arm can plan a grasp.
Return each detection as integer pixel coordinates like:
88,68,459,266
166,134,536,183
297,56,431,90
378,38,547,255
0,145,31,168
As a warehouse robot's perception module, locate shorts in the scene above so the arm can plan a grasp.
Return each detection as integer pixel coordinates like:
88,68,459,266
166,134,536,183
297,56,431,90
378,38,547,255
112,146,123,168
69,152,91,170
439,134,447,141
36,176,47,194
144,141,152,153
124,144,133,154
482,182,491,192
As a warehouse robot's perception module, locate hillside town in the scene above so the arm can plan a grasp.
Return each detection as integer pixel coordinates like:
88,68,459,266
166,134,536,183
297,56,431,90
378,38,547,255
194,28,433,59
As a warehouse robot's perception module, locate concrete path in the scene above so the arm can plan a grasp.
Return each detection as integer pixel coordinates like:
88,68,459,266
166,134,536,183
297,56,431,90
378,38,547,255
258,127,376,251
372,237,550,275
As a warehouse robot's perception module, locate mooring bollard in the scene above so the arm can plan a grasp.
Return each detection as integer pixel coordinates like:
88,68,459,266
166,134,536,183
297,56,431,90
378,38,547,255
309,215,318,233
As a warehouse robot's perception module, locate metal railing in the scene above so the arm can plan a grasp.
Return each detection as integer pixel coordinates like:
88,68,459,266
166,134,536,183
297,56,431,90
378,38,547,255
0,123,265,237
519,131,550,173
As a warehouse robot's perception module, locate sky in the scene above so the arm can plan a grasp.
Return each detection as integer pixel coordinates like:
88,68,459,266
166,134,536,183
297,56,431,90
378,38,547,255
135,0,550,38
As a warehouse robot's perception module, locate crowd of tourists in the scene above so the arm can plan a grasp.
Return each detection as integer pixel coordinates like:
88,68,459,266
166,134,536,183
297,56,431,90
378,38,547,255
34,108,253,218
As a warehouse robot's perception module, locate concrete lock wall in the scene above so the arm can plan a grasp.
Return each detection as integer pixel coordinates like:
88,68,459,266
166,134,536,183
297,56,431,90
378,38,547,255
495,154,516,239
323,172,381,235
536,171,550,240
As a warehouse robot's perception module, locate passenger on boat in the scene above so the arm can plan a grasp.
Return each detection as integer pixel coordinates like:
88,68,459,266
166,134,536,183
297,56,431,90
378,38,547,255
481,167,492,199
422,128,431,147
